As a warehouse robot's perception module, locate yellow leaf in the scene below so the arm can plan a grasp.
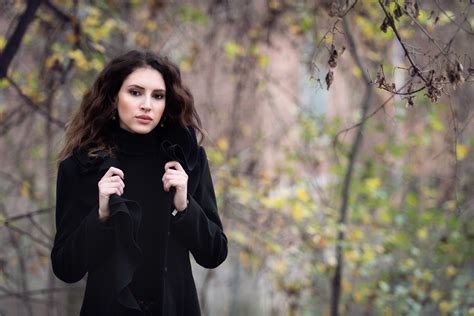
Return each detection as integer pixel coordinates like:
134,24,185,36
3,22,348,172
353,291,364,303
146,20,157,31
68,49,89,70
417,228,428,240
296,188,310,202
180,59,193,71
0,36,6,50
217,138,229,152
456,144,468,160
289,24,302,35
351,228,364,241
446,265,457,278
352,66,362,78
83,14,100,28
431,116,445,131
423,270,434,282
268,0,281,9
91,59,104,72
46,53,64,68
365,177,381,192
20,181,31,198
0,78,9,89
379,209,391,224
230,231,247,244
267,242,282,254
439,301,452,314
346,249,360,262
291,204,307,222
273,259,288,274
342,279,352,293
257,54,269,68
430,290,442,302
362,248,375,263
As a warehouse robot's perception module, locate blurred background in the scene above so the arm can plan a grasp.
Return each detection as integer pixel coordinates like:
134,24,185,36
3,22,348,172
0,0,473,315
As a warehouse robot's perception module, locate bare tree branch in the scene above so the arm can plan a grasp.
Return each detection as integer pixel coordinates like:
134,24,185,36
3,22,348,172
330,15,375,316
0,0,41,78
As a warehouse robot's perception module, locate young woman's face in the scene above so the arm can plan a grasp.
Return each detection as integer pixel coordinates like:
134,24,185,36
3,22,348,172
116,67,166,134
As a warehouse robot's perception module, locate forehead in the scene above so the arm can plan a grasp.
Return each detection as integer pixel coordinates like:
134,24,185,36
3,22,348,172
123,67,165,89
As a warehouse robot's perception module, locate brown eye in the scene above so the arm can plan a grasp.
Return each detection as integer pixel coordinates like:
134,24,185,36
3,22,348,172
129,89,140,96
154,94,165,100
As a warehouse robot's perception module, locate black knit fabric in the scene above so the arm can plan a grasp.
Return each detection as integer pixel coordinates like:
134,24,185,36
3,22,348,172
112,125,169,303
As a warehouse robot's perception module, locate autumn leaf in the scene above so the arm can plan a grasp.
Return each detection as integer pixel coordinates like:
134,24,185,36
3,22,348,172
325,70,334,89
456,144,468,160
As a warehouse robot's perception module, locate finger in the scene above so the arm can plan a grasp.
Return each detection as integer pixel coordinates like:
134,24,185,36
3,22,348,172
99,177,125,189
104,167,124,179
163,178,186,191
163,180,171,192
163,171,187,183
164,161,184,172
109,175,124,183
162,174,187,184
100,181,123,192
101,187,122,196
163,169,181,176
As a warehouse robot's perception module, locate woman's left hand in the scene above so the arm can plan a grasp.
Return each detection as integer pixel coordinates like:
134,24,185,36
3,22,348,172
163,161,188,211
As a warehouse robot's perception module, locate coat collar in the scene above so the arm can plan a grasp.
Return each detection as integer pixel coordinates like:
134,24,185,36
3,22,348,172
72,123,199,175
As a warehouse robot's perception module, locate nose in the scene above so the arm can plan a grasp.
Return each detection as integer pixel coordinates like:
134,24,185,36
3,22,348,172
140,95,152,111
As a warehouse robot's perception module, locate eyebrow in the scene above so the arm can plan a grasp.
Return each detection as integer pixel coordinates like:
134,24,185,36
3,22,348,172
127,84,166,92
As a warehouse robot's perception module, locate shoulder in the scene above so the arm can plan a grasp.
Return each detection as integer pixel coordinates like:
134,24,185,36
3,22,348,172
159,123,200,172
197,145,209,165
58,146,109,176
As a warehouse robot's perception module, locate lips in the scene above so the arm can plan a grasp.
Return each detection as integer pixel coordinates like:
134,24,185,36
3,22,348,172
136,115,152,121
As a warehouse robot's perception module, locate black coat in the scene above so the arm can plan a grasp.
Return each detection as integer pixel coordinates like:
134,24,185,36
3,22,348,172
51,124,228,315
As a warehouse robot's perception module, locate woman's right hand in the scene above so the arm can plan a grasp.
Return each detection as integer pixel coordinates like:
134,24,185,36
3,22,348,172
98,167,125,221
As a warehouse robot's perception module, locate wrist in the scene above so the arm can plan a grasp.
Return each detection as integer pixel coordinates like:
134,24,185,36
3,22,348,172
98,208,109,222
172,199,189,216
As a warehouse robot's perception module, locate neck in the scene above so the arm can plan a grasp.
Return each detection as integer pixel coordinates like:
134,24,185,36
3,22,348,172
112,124,159,155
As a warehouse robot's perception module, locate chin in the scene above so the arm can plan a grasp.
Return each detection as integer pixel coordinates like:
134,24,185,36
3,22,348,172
122,122,157,134
133,126,156,134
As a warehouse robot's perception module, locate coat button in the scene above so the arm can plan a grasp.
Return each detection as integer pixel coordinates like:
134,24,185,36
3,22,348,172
167,231,170,236
164,267,168,273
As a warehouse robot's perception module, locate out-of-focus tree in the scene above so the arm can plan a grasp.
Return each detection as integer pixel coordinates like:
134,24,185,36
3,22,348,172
0,0,473,315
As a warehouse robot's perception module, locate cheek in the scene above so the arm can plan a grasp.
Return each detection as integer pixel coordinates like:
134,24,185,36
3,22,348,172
117,94,135,113
157,101,166,114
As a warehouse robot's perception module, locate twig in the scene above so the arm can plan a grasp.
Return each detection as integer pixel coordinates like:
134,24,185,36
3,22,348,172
0,0,42,78
378,0,428,84
6,77,66,129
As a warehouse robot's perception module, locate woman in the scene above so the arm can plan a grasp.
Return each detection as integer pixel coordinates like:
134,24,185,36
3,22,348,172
51,50,228,316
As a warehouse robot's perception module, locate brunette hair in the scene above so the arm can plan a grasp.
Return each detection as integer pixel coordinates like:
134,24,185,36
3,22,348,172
56,50,203,162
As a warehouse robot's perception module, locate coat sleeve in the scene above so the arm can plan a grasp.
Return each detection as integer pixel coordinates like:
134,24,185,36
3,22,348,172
50,157,115,283
170,146,228,269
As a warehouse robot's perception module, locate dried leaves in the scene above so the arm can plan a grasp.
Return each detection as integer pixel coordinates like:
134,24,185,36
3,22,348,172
447,61,465,86
325,70,334,90
404,0,420,19
375,65,396,92
325,44,345,89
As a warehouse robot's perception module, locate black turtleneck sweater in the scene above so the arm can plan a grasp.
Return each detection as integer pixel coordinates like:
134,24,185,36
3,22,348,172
112,125,169,301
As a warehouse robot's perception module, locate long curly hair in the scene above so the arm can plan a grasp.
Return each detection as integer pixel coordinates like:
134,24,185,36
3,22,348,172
56,50,204,163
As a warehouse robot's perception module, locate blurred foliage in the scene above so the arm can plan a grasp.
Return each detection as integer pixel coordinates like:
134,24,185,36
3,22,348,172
0,0,473,315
